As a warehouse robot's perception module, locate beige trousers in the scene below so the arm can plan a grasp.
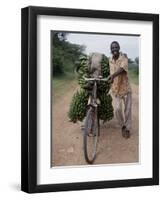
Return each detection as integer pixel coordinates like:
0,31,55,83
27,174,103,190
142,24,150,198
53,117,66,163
113,92,132,131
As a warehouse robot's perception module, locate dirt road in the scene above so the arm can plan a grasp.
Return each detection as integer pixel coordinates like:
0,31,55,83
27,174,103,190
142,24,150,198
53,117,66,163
52,83,139,166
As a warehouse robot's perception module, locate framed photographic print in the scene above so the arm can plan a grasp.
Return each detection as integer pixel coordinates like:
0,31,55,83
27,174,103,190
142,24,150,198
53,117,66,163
21,6,159,193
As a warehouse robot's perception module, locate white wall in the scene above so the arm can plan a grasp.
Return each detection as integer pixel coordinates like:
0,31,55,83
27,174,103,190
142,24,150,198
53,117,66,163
0,0,162,199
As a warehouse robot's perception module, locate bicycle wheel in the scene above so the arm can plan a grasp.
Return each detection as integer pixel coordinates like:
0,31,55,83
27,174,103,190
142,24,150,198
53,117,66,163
83,106,99,164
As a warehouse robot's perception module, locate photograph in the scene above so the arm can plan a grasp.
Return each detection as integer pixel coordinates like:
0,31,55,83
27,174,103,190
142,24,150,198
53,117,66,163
51,31,139,166
21,6,159,193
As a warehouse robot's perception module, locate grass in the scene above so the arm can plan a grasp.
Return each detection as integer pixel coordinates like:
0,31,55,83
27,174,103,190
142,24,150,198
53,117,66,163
128,70,139,85
128,63,139,85
52,72,77,102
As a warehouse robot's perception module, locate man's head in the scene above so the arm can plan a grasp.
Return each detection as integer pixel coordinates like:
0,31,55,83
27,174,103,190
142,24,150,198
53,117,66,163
110,41,120,58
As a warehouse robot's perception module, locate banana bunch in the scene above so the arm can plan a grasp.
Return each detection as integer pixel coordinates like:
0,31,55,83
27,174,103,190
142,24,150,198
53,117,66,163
98,93,114,122
68,89,89,123
75,55,89,89
76,54,111,92
68,54,114,123
98,55,110,93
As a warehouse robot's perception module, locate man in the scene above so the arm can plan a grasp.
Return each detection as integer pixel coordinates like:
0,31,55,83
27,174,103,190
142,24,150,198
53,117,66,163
108,41,132,139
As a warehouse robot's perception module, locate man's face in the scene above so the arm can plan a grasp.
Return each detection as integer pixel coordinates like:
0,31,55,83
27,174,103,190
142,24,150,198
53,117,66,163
111,42,120,57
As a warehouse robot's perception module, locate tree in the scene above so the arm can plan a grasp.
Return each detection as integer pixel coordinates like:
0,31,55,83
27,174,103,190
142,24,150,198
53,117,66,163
128,58,134,64
135,57,139,65
52,32,85,76
135,57,139,75
52,32,67,75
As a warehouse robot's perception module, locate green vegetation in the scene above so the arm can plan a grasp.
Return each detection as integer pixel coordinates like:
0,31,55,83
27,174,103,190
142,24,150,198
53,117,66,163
52,72,76,101
98,93,114,122
76,54,111,93
52,32,86,101
52,32,85,76
128,62,139,85
68,89,89,123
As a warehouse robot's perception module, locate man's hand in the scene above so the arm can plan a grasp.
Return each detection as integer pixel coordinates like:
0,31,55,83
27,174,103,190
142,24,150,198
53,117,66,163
108,68,125,84
108,75,114,84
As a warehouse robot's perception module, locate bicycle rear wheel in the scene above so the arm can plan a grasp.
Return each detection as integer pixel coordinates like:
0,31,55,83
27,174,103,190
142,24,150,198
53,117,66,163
83,106,99,164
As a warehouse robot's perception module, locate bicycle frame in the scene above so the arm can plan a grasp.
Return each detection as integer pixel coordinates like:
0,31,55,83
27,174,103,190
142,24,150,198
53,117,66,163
87,81,98,108
83,76,110,104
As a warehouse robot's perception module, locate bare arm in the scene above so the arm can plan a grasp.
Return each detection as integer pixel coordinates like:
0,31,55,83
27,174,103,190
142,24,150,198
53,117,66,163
109,68,126,83
112,67,125,78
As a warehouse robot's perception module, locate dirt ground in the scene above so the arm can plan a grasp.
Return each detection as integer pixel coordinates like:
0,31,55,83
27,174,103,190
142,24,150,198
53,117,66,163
51,83,139,166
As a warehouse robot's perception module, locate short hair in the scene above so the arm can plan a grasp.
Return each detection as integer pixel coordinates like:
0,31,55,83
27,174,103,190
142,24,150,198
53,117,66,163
110,41,120,49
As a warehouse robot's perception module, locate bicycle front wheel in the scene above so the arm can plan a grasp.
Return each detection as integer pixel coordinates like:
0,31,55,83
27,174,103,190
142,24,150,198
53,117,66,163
83,106,99,164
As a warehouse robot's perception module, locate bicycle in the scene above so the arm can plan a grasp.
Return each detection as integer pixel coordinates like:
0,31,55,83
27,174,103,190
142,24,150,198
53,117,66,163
83,75,110,164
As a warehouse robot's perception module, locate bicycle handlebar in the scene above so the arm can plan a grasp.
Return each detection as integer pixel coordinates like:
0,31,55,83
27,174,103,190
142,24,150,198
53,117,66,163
83,75,110,82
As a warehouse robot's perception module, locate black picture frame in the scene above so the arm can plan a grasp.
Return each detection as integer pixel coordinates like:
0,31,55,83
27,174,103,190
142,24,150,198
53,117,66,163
21,6,159,193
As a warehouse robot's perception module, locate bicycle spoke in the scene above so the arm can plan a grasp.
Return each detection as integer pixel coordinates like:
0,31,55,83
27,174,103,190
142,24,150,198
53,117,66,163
83,107,99,164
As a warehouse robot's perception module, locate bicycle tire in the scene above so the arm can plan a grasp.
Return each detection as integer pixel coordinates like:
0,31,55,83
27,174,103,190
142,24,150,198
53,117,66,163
83,106,99,164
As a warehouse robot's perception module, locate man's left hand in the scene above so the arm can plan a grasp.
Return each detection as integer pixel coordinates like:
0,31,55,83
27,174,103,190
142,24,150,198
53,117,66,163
108,75,114,84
